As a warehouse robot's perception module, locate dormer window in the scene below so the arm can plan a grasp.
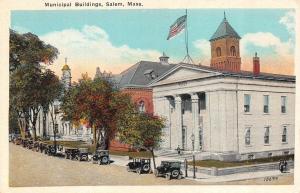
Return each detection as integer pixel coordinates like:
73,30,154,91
144,69,156,80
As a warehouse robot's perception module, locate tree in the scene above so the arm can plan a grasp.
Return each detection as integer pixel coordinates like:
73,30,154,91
60,74,134,150
9,29,59,71
117,113,165,169
9,30,60,139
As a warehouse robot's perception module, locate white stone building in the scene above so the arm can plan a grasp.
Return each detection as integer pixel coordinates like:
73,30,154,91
150,16,295,161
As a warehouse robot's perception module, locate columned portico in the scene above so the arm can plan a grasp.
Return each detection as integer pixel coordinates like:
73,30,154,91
174,95,183,149
191,93,200,151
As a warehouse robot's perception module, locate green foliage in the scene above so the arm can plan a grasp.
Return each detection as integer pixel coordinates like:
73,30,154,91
9,29,59,71
60,74,135,149
117,113,165,151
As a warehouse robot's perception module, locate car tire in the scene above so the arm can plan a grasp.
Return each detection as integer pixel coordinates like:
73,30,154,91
171,170,179,178
143,164,150,173
101,156,109,165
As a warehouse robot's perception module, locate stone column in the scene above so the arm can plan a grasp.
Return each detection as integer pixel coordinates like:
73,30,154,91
165,96,172,149
175,95,182,149
191,93,200,151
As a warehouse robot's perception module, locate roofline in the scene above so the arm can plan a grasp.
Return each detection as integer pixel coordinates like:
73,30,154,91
147,63,221,86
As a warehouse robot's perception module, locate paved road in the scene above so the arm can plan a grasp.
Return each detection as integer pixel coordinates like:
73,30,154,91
9,144,293,186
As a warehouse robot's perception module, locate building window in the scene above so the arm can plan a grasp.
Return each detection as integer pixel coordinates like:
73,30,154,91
263,95,269,113
216,47,221,57
283,151,289,155
264,126,270,144
282,126,287,143
268,153,273,157
138,100,145,113
199,92,206,111
244,94,251,112
248,154,254,160
281,96,287,113
245,127,251,145
230,46,236,56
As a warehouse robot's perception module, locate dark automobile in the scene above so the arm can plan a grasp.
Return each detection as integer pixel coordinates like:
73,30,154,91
76,148,89,161
92,150,110,165
13,137,22,145
46,144,56,156
21,139,29,148
126,157,151,174
27,139,34,149
33,141,40,152
154,161,183,180
39,142,48,154
64,147,79,160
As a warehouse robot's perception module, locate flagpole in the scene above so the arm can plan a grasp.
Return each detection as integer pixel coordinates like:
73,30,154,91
182,9,194,64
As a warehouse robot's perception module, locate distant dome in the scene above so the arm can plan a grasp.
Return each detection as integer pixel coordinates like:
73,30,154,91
62,64,70,71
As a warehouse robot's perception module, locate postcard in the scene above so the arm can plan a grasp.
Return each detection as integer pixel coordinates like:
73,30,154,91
0,0,299,193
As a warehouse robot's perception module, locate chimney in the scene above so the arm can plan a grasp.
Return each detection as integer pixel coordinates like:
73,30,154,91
253,52,260,75
159,52,169,65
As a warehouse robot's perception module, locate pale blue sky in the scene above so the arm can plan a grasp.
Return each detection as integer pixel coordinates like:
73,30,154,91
11,9,295,78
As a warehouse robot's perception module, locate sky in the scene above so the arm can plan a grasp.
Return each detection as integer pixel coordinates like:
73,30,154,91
11,9,295,81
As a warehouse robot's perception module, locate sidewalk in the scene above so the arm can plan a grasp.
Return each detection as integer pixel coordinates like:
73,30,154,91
109,154,294,183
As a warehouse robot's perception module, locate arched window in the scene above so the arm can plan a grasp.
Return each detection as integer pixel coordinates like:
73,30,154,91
245,127,251,145
138,100,145,113
216,47,221,57
282,126,287,143
230,46,236,56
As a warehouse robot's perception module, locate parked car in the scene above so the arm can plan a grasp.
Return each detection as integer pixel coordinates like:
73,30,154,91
126,157,151,174
46,144,56,156
39,142,48,154
154,161,183,180
92,150,110,165
76,148,89,161
64,147,79,160
21,139,29,148
27,139,34,149
13,137,22,145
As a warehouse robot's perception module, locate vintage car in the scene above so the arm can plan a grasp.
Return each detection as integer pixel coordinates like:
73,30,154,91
33,141,40,152
13,137,22,145
126,157,151,174
92,150,110,165
64,147,79,160
46,144,56,156
27,139,34,149
21,139,29,148
75,148,89,161
39,142,48,154
154,161,183,180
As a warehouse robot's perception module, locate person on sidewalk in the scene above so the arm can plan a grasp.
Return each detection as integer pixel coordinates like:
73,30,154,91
177,145,181,155
279,160,284,173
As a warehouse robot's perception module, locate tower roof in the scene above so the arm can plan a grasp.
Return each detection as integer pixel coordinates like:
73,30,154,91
209,16,241,41
62,57,70,71
62,64,70,71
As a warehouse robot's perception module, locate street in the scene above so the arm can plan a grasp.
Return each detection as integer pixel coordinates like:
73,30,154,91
9,144,293,186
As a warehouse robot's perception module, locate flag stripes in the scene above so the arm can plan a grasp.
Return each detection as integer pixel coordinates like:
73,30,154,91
167,15,187,40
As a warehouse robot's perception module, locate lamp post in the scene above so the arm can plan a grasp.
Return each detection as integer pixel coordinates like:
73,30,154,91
190,133,196,179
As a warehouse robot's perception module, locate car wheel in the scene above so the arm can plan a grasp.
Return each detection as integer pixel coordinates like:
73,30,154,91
77,155,81,161
171,170,179,178
142,164,150,173
101,156,109,165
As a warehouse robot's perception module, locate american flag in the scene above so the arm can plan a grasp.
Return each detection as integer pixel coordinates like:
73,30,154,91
167,15,187,40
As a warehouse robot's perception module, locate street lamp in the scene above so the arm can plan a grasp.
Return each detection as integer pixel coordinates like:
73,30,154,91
190,133,196,179
54,105,59,154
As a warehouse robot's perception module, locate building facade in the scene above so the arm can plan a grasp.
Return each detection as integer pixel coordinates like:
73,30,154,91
150,16,295,161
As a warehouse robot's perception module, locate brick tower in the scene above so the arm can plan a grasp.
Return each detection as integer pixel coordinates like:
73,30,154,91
210,13,241,72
